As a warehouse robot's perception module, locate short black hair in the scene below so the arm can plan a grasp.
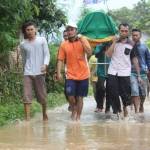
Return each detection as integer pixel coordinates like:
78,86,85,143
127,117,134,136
118,23,129,30
21,21,36,35
132,28,141,33
63,30,67,33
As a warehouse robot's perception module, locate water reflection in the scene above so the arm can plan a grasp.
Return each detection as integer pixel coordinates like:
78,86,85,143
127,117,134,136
0,98,150,150
65,123,88,150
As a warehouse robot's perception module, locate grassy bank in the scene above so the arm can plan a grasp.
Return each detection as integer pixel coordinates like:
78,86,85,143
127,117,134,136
0,93,66,126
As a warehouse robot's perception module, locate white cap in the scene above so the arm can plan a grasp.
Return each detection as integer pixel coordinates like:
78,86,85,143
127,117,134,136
66,22,77,29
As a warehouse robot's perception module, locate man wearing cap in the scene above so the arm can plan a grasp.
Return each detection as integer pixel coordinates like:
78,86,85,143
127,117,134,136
56,22,92,121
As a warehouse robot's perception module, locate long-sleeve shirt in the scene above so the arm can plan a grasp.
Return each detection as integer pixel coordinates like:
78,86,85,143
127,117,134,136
132,42,150,75
20,36,50,75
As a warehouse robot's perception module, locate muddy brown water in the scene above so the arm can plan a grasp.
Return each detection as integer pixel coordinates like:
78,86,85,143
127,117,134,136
0,97,150,150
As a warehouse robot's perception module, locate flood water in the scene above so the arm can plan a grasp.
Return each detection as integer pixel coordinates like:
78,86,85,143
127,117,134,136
0,97,150,150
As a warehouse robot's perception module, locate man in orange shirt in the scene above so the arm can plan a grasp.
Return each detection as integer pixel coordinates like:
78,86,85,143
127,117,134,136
57,22,92,121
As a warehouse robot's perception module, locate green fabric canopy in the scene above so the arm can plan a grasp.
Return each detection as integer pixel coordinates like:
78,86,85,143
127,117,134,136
78,11,118,39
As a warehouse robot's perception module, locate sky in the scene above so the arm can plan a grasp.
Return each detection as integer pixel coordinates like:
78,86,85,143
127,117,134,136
57,0,142,23
87,0,141,11
57,0,142,32
71,0,141,22
105,0,141,9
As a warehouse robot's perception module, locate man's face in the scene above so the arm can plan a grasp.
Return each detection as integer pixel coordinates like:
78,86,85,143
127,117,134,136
25,25,36,39
132,31,141,43
119,25,129,39
66,27,77,39
63,31,68,40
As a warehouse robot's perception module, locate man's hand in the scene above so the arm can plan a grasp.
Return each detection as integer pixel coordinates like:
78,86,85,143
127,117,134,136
41,65,47,74
53,72,58,81
147,71,150,81
56,72,62,81
78,35,92,56
137,76,143,84
112,35,118,43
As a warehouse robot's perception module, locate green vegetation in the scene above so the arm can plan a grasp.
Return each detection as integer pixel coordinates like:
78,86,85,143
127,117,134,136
0,43,66,126
0,0,67,126
146,39,150,49
0,68,66,126
109,0,150,34
0,94,66,126
0,0,67,54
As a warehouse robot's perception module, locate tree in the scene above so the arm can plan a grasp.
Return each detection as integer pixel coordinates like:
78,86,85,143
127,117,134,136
132,0,150,33
0,0,67,54
109,7,133,27
31,0,67,41
109,0,150,34
0,0,32,53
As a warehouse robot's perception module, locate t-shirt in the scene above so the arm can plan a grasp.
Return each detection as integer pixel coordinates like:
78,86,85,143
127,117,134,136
20,36,50,75
108,42,136,76
132,42,150,74
58,38,90,80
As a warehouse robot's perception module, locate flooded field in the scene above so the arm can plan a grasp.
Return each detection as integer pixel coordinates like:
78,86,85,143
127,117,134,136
0,97,150,150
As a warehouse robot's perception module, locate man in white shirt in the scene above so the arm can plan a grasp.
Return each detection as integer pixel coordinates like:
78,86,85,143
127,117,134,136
105,23,141,119
20,21,50,121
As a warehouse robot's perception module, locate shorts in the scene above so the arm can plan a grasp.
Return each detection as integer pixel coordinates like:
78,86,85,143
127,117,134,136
130,75,148,96
23,75,47,104
65,79,89,97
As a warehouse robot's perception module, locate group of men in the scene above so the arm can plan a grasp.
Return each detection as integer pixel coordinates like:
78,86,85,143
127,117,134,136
91,23,150,119
20,20,150,122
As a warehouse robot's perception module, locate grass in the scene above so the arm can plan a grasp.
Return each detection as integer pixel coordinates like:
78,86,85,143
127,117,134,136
0,92,67,126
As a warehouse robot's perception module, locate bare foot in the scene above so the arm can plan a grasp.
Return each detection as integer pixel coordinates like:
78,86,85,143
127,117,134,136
123,107,128,117
139,105,144,113
76,116,80,122
95,108,103,113
71,111,77,121
43,114,48,121
68,105,72,112
25,116,30,121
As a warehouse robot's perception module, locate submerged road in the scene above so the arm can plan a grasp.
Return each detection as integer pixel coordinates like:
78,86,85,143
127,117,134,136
0,97,150,150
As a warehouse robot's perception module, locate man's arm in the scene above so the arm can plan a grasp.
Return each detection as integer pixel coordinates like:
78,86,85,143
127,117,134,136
41,37,50,73
79,36,92,56
132,57,142,82
56,42,66,80
56,60,64,80
105,36,117,57
132,57,140,75
145,47,150,71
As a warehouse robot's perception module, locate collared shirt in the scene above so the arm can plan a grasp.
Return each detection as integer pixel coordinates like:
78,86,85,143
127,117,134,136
131,41,150,75
20,36,50,75
58,38,90,80
108,42,135,76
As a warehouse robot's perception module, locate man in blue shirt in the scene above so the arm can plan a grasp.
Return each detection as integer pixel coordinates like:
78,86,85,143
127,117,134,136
131,28,150,113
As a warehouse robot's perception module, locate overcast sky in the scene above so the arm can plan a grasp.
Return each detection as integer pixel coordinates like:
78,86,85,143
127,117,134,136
65,0,142,23
106,0,141,9
86,0,142,11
